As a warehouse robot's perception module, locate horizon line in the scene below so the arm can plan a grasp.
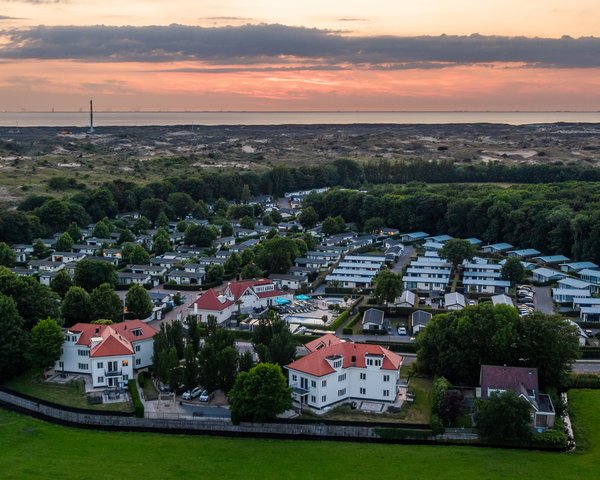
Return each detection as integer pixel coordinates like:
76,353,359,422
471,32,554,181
2,110,600,114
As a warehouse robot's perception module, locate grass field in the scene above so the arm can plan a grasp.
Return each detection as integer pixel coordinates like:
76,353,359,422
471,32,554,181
0,390,597,479
5,370,134,413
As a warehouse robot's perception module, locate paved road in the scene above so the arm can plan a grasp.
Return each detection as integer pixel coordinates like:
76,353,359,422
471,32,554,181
392,245,415,274
534,286,554,314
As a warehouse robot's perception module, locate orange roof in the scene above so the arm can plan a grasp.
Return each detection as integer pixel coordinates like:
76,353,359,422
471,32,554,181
113,319,158,342
190,279,286,311
91,330,134,358
304,333,345,353
190,289,234,311
287,340,402,377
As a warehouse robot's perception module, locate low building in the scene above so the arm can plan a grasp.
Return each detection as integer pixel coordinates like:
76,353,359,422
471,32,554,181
531,268,566,284
55,320,157,389
482,243,514,254
394,290,417,308
444,292,466,310
286,337,402,410
410,310,432,334
557,277,597,294
534,255,570,266
559,261,599,273
507,248,541,258
399,231,429,243
477,365,555,431
552,288,591,304
362,308,387,331
491,294,515,307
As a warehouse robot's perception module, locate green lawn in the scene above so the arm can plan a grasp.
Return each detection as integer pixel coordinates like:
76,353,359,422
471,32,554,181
0,390,598,479
4,370,134,413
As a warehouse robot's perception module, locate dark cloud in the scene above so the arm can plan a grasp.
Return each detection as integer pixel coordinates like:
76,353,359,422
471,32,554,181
0,24,599,68
0,15,24,20
199,16,255,21
336,18,368,22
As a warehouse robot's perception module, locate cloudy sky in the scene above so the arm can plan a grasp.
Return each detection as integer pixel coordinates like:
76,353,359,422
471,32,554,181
0,0,599,111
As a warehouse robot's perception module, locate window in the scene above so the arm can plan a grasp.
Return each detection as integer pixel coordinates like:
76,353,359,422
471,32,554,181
97,377,104,383
58,361,64,369
311,380,316,388
337,388,346,397
96,362,103,369
78,363,88,370
292,374,297,382
322,395,327,402
136,359,141,365
122,360,128,366
123,375,129,381
338,373,346,382
383,375,390,382
383,389,390,397
131,329,143,337
135,345,141,352
360,372,366,380
333,360,342,369
310,395,316,403
78,349,89,357
360,388,366,395
321,380,327,387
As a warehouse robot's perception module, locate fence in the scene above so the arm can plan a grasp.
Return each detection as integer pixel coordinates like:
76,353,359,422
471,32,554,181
0,389,433,444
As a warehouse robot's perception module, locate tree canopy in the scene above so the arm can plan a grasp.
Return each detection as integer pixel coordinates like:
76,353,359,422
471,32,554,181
125,284,153,319
476,390,533,443
373,269,402,304
0,293,28,381
74,259,117,292
416,304,579,390
439,238,476,268
26,318,64,370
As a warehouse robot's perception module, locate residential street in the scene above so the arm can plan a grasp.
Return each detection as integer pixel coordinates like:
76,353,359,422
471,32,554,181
534,286,555,314
391,245,415,274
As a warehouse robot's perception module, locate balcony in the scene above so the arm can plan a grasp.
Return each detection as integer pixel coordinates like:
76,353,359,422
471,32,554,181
104,369,122,377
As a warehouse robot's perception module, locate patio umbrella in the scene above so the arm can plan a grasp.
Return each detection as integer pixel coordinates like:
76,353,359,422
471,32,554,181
275,297,291,305
295,294,311,301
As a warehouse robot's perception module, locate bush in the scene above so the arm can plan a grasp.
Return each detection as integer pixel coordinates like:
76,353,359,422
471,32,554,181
328,310,351,331
374,427,433,441
568,373,600,389
128,379,145,418
530,421,568,450
342,327,353,335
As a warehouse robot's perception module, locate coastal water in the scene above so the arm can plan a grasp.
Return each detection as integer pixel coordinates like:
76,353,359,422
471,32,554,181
1,111,600,127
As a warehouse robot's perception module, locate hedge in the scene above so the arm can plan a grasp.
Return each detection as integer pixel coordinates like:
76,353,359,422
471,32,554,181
580,347,600,359
328,310,351,331
374,427,433,441
128,379,145,418
568,373,600,389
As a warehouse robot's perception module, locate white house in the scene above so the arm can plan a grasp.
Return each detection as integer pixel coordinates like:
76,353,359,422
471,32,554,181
55,320,157,389
578,269,600,286
560,262,599,273
399,231,429,243
552,288,591,304
189,279,292,324
557,277,598,294
362,309,387,331
411,310,432,334
491,294,515,307
482,243,513,254
394,290,417,308
534,255,570,266
507,248,541,258
531,268,566,283
463,278,511,294
286,335,402,410
444,292,466,310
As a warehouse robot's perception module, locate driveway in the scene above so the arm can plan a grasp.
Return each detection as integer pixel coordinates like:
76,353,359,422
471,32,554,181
534,286,555,314
392,245,415,274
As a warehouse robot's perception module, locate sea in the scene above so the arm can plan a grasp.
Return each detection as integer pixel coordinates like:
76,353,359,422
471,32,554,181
1,111,600,127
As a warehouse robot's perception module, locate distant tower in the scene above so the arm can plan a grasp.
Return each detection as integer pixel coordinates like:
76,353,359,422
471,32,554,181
88,100,94,134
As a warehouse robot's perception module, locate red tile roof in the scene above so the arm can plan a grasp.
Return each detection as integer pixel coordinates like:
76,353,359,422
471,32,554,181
190,289,234,311
304,333,345,353
287,339,402,377
68,321,157,358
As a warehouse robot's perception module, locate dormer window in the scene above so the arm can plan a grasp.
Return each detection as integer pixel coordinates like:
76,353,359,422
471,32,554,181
334,360,342,369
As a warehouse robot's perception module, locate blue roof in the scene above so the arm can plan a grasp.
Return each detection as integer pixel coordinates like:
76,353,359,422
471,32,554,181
485,243,514,250
536,255,570,263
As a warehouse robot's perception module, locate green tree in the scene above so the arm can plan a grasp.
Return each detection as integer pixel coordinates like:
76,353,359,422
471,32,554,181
125,284,153,319
74,259,118,292
0,268,61,330
132,216,152,235
239,350,255,372
127,244,150,265
321,215,346,235
240,249,255,267
192,200,209,219
33,239,50,259
156,211,170,228
241,184,251,204
90,283,123,322
176,220,188,232
117,228,135,245
92,219,110,238
205,264,224,284
168,192,196,218
26,318,64,371
240,215,255,230
0,242,16,267
476,390,532,443
363,216,386,233
501,257,525,285
198,317,239,393
61,286,91,327
50,269,73,298
298,207,319,229
373,269,402,303
252,312,296,367
256,236,300,274
55,232,74,252
183,343,199,390
220,221,234,237
66,222,82,243
241,262,263,279
185,224,217,247
187,315,201,355
439,239,476,269
224,253,242,275
0,293,28,381
228,363,292,424
153,227,171,255
140,198,167,225
213,198,229,217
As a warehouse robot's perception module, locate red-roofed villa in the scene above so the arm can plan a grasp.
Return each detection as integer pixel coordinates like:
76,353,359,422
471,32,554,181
286,335,403,410
55,320,158,389
189,279,292,324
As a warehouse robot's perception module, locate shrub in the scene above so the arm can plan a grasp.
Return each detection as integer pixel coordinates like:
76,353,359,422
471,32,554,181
568,373,600,389
342,327,353,335
374,427,433,441
328,310,351,331
128,379,145,418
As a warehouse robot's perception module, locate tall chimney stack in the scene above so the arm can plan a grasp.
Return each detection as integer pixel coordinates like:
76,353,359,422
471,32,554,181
88,99,94,134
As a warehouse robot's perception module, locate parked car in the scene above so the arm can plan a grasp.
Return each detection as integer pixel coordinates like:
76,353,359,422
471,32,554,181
397,326,407,335
468,299,477,306
199,390,209,402
182,387,203,400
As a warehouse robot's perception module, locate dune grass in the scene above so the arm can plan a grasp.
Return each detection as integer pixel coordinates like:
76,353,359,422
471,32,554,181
0,389,597,480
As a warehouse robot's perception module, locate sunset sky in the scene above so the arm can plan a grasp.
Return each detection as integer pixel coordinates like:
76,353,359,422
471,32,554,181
0,0,599,111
